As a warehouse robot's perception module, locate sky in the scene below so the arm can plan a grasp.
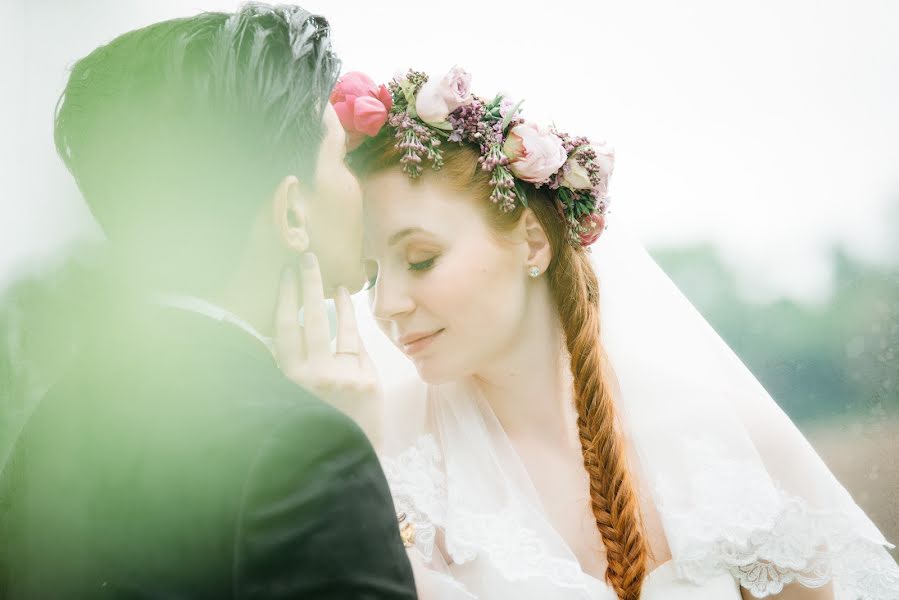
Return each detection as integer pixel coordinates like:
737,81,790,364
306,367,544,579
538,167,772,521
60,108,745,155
1,0,897,304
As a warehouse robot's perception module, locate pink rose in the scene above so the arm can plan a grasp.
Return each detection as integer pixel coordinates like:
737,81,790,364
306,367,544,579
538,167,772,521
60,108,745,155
579,213,607,247
414,66,473,124
330,72,393,150
503,123,567,184
592,140,615,197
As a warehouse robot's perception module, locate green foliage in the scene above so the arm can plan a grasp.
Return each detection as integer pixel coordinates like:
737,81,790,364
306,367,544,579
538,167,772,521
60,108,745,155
650,243,899,425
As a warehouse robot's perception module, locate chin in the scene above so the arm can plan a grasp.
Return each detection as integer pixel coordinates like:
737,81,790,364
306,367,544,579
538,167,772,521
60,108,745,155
413,356,467,386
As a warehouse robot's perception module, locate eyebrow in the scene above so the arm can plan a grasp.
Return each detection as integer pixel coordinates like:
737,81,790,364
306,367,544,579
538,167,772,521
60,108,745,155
388,227,432,247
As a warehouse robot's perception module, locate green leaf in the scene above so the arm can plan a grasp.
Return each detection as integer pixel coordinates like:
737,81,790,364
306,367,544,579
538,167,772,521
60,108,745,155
402,87,418,119
426,120,454,131
515,180,529,208
501,99,525,131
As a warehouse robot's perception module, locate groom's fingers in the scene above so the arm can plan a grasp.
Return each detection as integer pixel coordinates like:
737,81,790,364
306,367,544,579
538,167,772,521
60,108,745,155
299,252,330,361
358,339,378,393
274,266,305,368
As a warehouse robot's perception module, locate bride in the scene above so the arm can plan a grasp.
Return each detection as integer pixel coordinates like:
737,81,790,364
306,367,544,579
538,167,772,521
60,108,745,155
314,67,899,599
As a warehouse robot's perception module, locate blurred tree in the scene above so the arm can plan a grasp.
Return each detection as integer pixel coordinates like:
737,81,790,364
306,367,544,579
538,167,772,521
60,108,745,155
649,244,898,425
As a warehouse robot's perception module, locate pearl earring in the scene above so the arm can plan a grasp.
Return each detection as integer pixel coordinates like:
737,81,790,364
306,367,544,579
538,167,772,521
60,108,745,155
528,266,540,278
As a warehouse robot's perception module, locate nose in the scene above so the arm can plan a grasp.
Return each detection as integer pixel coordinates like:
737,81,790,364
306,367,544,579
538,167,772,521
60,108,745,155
370,268,416,322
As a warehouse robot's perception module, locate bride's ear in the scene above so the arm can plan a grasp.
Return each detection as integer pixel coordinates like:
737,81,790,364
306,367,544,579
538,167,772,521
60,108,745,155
521,208,551,273
273,175,310,254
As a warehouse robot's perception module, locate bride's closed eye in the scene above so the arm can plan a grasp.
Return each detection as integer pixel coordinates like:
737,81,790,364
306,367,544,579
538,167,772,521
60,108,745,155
408,256,438,272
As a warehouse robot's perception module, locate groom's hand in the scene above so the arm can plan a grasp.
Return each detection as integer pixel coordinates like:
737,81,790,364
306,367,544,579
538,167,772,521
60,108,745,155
274,253,382,446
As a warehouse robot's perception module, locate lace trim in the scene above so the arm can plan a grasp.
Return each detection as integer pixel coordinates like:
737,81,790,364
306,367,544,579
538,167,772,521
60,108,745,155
380,434,445,563
654,439,899,598
673,487,899,598
443,503,587,590
382,436,899,599
380,435,589,591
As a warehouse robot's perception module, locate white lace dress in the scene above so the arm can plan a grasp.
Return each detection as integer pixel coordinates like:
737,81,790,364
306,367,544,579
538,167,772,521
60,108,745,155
376,378,899,600
384,434,741,600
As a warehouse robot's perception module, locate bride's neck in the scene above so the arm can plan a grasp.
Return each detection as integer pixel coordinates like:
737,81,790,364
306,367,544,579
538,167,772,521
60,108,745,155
471,285,577,446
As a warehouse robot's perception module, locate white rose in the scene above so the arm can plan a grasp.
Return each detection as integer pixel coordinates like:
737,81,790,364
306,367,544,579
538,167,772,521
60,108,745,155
502,122,567,184
414,66,474,125
561,156,593,190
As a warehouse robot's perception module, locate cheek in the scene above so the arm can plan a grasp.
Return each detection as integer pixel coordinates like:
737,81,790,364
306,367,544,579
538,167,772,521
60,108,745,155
421,241,525,351
310,169,364,290
326,175,363,246
336,175,363,230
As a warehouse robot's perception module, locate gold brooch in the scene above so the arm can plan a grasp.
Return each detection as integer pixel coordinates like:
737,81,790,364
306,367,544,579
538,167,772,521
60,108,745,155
397,511,416,548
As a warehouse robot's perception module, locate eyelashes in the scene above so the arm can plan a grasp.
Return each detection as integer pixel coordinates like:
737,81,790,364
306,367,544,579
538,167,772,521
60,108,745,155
363,256,440,291
408,257,437,272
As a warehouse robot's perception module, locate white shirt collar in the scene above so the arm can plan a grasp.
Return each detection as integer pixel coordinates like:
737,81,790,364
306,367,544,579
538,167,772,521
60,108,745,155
152,293,274,353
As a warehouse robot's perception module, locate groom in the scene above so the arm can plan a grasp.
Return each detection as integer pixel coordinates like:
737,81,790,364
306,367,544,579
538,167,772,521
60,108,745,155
0,5,416,599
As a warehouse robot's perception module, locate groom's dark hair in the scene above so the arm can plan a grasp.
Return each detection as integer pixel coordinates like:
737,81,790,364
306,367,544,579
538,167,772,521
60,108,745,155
54,3,341,290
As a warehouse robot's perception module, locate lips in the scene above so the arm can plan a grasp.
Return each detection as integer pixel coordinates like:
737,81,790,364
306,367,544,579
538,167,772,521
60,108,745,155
398,329,444,356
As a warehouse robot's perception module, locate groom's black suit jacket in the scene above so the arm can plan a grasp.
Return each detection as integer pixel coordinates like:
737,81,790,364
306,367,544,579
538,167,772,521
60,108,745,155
0,304,417,599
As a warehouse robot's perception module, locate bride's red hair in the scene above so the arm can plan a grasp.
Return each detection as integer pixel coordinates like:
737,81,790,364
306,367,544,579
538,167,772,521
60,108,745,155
351,140,651,600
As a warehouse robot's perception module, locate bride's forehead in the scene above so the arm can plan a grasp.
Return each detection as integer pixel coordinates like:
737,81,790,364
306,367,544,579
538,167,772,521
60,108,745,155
362,168,415,196
364,175,472,225
363,209,434,253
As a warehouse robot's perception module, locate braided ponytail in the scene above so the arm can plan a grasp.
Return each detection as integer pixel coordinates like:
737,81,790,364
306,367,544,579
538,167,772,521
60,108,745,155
548,245,649,600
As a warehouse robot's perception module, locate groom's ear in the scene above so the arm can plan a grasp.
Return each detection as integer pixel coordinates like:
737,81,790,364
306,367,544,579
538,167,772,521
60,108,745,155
273,175,310,254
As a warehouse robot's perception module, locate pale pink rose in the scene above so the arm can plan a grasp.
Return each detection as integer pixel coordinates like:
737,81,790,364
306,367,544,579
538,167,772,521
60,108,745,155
579,213,607,247
592,140,615,197
414,66,473,124
502,122,567,184
561,141,616,193
330,72,393,150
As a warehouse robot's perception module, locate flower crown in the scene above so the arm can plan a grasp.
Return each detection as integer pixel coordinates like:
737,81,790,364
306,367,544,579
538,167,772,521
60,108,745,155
330,67,614,248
